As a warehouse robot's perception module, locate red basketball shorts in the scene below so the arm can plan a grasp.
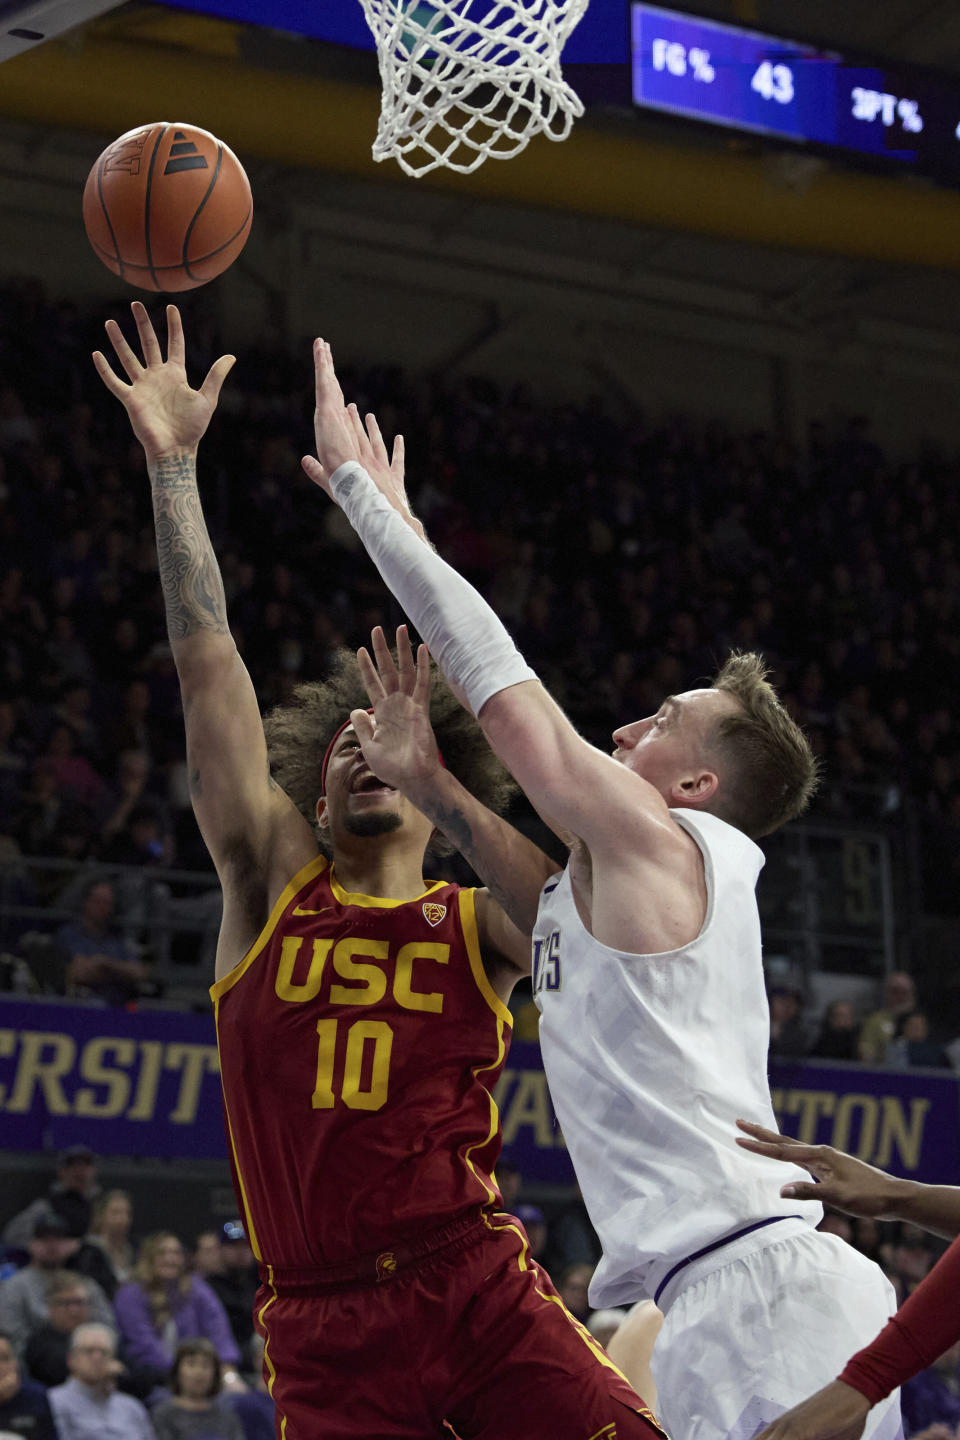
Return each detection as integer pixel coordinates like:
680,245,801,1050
254,1210,667,1440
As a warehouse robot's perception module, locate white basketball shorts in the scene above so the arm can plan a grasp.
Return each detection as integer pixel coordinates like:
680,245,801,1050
649,1218,903,1440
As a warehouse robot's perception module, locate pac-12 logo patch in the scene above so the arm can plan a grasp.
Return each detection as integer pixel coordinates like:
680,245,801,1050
423,902,447,927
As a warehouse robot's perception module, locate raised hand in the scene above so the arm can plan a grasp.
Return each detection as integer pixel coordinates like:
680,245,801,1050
735,1119,900,1216
752,1381,872,1440
302,340,419,534
92,302,235,460
351,626,442,791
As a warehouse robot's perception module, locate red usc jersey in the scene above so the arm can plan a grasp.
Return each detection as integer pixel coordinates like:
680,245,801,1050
211,854,513,1268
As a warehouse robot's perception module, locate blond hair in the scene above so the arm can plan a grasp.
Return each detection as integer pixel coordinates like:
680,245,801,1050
708,651,819,839
133,1232,191,1333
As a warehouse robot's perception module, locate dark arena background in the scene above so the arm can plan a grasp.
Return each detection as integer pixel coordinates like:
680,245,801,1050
2,0,960,1424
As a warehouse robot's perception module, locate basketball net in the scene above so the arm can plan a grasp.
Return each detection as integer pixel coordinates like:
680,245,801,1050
358,0,589,177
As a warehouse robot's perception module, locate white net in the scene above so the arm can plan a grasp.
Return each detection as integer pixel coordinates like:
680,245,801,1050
358,0,589,177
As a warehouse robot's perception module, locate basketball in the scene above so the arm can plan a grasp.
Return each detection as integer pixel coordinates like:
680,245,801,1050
82,122,252,292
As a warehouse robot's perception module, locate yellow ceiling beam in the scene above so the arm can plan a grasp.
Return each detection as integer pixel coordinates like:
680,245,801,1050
1,17,958,270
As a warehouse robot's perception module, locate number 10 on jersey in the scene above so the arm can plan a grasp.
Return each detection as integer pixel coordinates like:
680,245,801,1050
313,1018,394,1111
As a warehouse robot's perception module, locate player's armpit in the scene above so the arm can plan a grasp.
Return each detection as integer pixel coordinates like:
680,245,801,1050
474,889,537,979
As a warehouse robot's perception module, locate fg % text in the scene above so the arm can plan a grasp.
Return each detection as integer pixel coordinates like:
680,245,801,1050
651,39,715,82
851,87,924,133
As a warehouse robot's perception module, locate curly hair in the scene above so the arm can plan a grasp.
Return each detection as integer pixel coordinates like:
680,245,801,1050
263,648,518,856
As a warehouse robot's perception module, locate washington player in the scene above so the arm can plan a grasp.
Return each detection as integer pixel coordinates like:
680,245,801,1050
305,338,904,1440
92,303,665,1440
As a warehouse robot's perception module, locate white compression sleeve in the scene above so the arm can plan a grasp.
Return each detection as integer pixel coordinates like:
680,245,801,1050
329,462,537,715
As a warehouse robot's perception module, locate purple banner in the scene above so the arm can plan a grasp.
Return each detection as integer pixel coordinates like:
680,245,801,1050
493,1045,960,1188
0,999,225,1159
2,1004,958,1189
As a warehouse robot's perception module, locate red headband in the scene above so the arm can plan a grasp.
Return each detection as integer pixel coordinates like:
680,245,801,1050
320,712,372,796
319,711,445,796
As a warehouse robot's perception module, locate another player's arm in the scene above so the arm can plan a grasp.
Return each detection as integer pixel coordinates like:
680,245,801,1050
735,1119,960,1239
304,341,681,871
94,304,315,961
352,627,558,966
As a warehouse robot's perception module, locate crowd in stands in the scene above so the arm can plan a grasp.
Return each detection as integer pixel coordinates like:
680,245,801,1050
767,970,955,1070
3,275,960,1428
0,1145,956,1438
0,279,959,881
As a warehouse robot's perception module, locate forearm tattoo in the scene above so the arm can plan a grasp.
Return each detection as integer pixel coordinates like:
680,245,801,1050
149,453,229,641
427,799,523,923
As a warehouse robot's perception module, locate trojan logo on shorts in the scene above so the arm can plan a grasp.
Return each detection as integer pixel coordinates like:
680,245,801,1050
422,903,447,927
375,1251,397,1282
164,132,210,176
104,130,150,175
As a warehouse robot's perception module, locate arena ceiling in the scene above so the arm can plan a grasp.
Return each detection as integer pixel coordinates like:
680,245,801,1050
2,0,960,364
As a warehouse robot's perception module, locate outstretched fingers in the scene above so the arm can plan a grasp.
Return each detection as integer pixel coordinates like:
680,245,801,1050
394,625,417,691
165,303,186,366
414,641,431,707
301,455,329,493
357,645,387,705
349,708,377,748
200,353,237,407
314,338,345,410
131,300,163,366
364,411,389,468
736,1119,792,1146
371,625,400,694
346,403,370,460
91,350,130,401
104,317,144,381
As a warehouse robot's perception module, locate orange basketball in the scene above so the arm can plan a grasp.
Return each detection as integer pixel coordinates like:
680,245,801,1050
82,122,252,292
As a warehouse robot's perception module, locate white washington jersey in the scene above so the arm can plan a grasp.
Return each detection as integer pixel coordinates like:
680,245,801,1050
533,807,822,1309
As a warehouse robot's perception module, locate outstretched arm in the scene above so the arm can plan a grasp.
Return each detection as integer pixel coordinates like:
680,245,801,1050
352,626,558,957
303,341,678,866
94,305,314,966
735,1119,960,1240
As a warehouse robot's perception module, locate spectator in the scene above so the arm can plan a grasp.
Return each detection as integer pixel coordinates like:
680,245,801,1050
55,878,146,1006
191,1232,223,1281
892,1224,937,1299
84,1190,136,1298
859,971,918,1063
99,750,152,851
114,1233,241,1379
49,1322,154,1440
555,1263,595,1323
226,1333,274,1440
152,1338,245,1440
23,1270,91,1387
901,1338,960,1438
767,985,808,1059
3,1145,100,1247
205,1223,258,1362
102,799,172,869
0,1211,114,1355
887,1012,951,1070
0,1328,58,1440
809,998,860,1062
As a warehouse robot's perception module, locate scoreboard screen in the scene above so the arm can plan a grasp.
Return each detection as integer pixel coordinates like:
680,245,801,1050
631,3,960,183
